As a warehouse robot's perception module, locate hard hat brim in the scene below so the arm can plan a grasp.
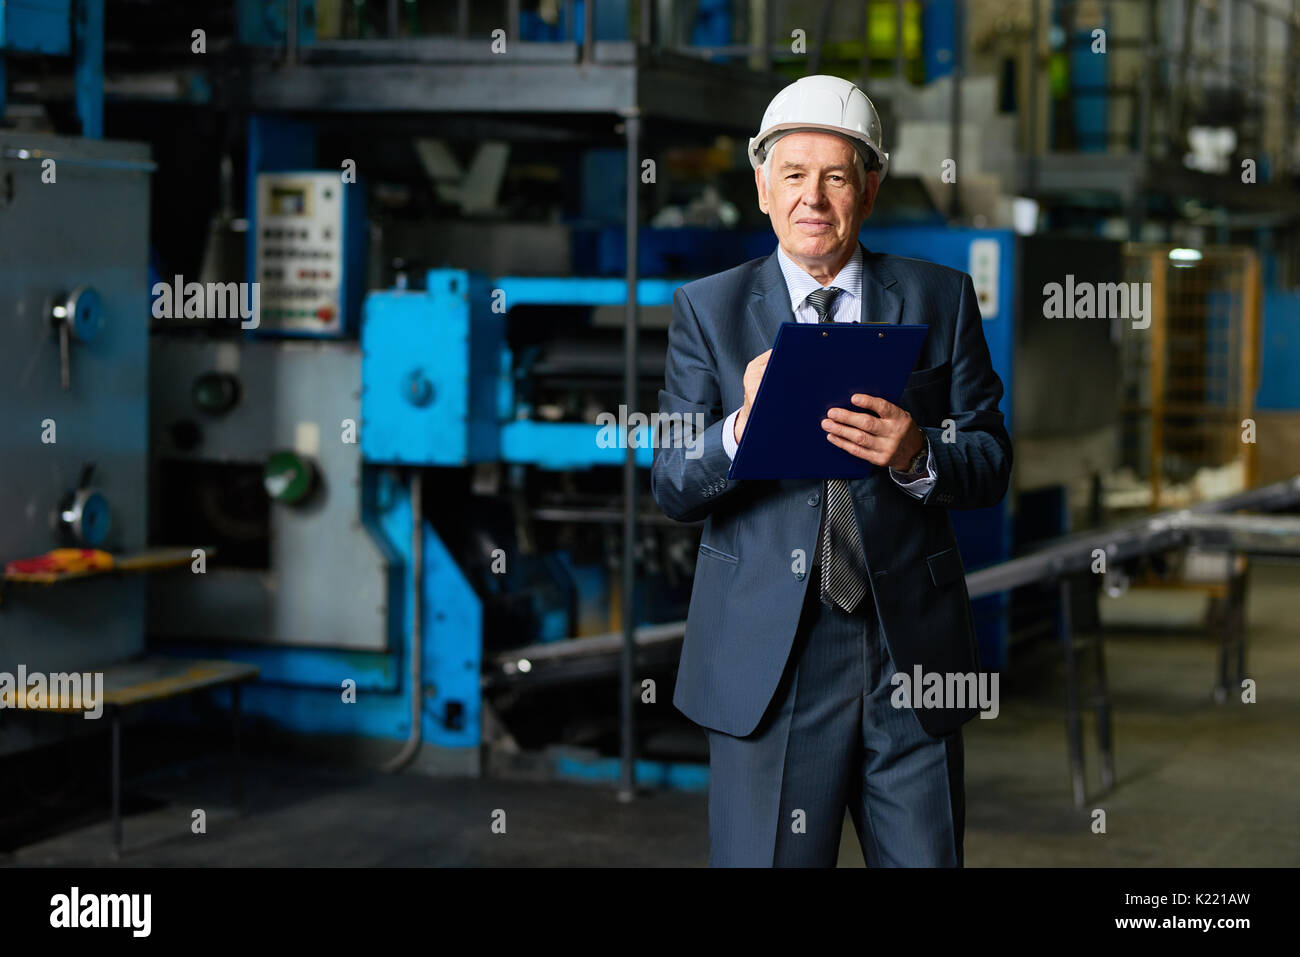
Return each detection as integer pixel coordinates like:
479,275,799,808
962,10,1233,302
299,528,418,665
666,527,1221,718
748,123,889,182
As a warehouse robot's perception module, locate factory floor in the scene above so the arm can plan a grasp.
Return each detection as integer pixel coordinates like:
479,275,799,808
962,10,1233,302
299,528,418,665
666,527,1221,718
4,562,1297,868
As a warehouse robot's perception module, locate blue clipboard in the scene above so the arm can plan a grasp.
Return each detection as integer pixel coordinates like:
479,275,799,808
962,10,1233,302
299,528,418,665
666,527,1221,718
728,322,930,480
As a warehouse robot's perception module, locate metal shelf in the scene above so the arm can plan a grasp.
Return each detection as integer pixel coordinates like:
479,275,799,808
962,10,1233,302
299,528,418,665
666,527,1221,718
238,41,786,131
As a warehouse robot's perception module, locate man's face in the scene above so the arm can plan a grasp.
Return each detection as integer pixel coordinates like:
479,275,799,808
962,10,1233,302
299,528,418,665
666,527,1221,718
755,131,880,272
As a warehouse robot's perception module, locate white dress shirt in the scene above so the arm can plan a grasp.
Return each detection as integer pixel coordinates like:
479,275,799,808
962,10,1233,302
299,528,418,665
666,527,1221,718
721,244,937,496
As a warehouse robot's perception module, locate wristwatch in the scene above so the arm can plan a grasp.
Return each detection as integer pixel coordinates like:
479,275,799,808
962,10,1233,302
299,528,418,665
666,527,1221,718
903,443,928,476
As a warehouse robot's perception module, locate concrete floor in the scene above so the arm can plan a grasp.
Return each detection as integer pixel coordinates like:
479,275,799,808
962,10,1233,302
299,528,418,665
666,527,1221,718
5,563,1298,867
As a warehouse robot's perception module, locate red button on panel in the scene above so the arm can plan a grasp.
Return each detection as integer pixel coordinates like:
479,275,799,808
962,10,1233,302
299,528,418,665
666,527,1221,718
316,306,335,322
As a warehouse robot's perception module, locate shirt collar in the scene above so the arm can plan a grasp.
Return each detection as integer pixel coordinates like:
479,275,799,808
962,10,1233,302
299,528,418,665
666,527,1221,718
775,243,863,311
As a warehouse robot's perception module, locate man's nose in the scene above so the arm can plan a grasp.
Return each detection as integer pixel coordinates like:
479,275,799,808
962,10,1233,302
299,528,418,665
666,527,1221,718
800,180,827,207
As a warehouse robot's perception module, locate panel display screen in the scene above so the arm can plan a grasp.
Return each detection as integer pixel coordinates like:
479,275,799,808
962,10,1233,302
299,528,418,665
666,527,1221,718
270,186,309,216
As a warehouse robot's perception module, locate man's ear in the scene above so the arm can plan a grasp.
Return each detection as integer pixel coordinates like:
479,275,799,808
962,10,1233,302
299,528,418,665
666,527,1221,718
755,166,768,215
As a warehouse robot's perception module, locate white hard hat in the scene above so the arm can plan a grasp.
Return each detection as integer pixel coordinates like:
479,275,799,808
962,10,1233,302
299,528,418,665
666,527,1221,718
748,75,890,182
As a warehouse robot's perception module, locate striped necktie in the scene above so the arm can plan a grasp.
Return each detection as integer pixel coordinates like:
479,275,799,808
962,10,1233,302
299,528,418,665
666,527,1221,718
805,286,869,614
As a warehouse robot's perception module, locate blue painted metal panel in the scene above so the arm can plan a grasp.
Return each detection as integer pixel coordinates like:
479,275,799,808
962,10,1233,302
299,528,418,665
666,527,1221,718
1257,290,1300,410
555,754,710,792
1069,20,1109,152
501,421,653,470
73,0,101,138
236,0,316,47
579,149,625,225
0,0,71,53
690,0,731,48
372,468,481,749
922,0,956,81
362,270,505,465
521,0,626,42
494,274,681,307
364,271,677,468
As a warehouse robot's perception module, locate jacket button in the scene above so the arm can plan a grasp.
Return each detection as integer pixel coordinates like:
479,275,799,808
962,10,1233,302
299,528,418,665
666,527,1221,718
795,571,805,581
807,492,820,506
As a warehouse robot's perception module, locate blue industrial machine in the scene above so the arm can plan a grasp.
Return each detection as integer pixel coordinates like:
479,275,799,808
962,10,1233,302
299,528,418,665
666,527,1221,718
149,257,695,772
0,132,154,757
0,0,102,137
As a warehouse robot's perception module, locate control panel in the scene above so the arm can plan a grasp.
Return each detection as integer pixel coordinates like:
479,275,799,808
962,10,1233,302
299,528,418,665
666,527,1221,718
253,171,364,337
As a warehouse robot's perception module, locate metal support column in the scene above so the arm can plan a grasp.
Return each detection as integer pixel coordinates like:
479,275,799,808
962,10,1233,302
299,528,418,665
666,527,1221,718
74,0,104,138
894,0,905,82
1089,576,1115,794
1216,553,1249,703
619,109,641,802
1027,0,1040,194
110,706,122,858
1060,574,1115,807
1172,0,1192,156
948,0,964,221
582,0,597,62
232,682,245,811
810,0,833,74
1059,578,1087,808
1284,0,1299,179
508,0,521,43
286,0,299,67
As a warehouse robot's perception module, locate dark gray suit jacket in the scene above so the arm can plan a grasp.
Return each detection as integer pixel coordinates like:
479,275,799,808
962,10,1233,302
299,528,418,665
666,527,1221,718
651,242,1012,738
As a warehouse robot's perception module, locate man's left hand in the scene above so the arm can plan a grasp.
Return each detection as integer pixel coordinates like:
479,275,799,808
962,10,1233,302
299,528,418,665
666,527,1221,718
822,394,924,471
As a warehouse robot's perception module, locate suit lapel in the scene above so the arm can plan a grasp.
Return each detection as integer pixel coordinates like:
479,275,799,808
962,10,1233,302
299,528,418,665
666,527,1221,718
748,241,904,339
746,249,795,347
858,242,905,325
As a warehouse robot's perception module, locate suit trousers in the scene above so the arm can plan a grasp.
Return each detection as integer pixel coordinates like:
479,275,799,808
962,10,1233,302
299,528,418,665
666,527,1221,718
704,565,965,867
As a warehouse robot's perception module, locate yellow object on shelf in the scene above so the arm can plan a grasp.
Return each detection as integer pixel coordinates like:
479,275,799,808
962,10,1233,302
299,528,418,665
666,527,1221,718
4,548,114,582
3,547,200,585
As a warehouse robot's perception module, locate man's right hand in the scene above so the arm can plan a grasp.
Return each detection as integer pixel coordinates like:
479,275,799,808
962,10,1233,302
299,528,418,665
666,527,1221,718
733,348,772,444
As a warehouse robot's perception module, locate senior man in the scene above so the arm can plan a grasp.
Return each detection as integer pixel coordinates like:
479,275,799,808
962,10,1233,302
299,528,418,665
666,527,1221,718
651,75,1011,867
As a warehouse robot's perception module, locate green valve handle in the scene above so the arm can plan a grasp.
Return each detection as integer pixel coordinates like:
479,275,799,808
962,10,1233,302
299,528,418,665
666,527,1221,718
263,450,317,506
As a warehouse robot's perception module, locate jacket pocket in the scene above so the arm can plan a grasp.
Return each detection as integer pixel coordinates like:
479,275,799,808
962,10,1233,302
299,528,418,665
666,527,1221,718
905,360,951,390
699,542,739,565
925,547,965,587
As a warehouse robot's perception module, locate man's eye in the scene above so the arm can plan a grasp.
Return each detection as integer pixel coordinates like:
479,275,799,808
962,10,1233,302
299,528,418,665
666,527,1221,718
829,175,844,183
